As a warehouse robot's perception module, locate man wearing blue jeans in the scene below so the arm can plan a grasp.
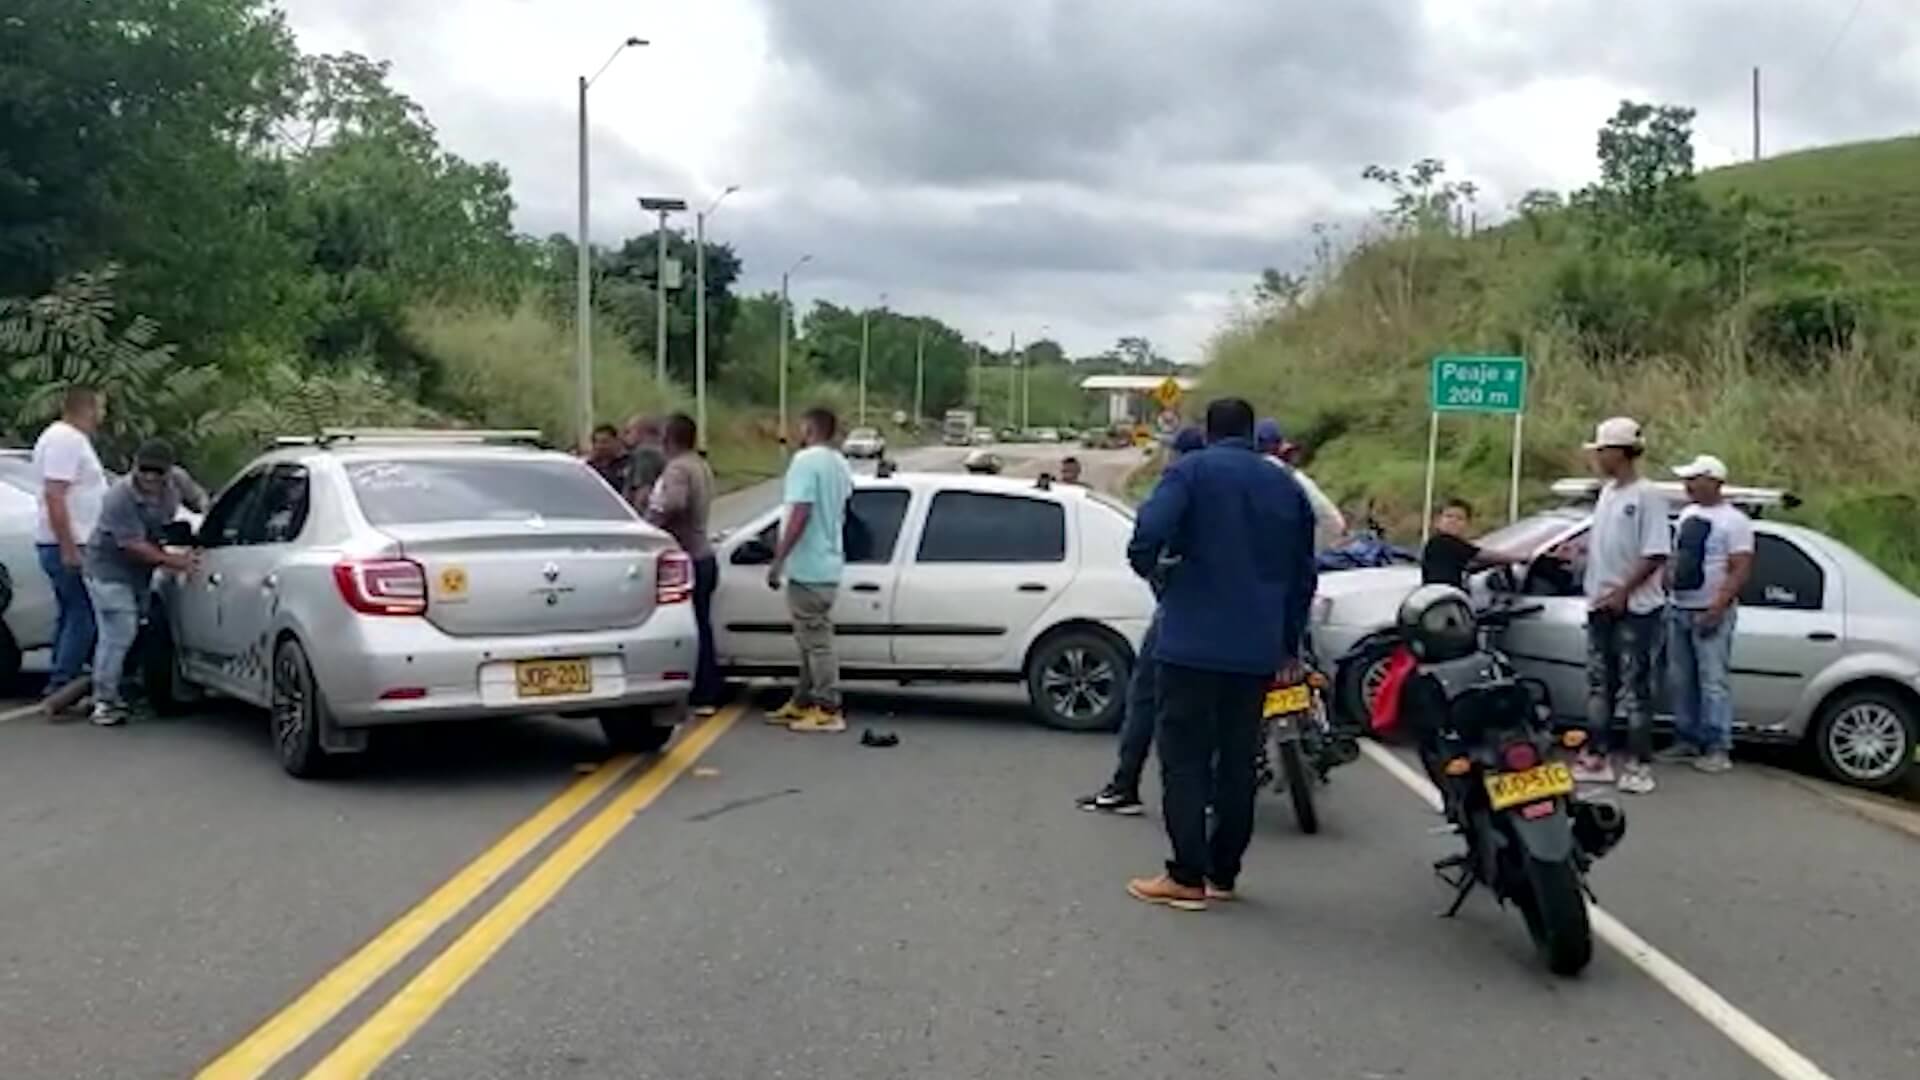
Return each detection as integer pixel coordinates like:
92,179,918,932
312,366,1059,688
83,440,201,726
32,386,109,706
1660,454,1753,774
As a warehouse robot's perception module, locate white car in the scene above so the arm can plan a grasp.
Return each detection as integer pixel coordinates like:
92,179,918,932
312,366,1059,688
842,428,887,460
1313,479,1920,790
711,472,1154,730
1032,428,1062,444
0,451,49,687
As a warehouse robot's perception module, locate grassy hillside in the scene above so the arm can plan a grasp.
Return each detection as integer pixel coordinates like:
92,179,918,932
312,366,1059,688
1201,130,1920,587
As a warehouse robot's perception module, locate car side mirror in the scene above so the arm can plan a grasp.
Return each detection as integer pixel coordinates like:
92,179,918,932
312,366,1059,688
160,521,196,547
731,538,775,566
1484,566,1517,594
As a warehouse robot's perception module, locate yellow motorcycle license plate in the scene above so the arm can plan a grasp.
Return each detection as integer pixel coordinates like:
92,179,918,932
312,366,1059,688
515,658,593,698
1263,684,1312,717
1483,762,1575,810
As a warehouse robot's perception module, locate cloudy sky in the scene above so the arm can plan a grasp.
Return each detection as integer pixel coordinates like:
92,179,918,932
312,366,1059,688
279,0,1919,361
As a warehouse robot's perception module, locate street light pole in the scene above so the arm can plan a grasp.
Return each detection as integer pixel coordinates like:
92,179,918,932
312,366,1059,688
778,253,812,455
694,185,739,452
575,37,647,451
859,293,885,428
1006,331,1017,433
914,320,925,427
639,197,686,384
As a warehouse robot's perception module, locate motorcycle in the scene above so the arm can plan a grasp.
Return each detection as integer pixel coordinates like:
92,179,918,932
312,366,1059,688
1399,588,1626,976
1253,649,1360,833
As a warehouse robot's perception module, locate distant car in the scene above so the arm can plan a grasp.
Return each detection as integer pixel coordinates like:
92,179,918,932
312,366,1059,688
971,430,996,446
1033,428,1062,444
843,427,887,460
712,471,1154,730
149,430,696,777
963,450,1004,475
1314,479,1920,790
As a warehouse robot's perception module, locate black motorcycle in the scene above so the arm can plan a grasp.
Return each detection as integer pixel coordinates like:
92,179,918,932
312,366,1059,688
1400,590,1626,976
1254,649,1360,834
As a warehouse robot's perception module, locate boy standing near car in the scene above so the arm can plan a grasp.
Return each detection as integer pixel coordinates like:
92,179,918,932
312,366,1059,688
646,413,720,716
1579,417,1671,794
767,407,855,733
33,386,110,708
82,439,203,726
1660,454,1753,775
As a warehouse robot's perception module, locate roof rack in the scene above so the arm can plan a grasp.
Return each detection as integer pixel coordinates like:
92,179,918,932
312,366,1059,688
1549,478,1800,514
274,428,548,449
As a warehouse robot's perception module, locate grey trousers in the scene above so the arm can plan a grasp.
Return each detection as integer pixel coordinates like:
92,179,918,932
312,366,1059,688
787,582,840,710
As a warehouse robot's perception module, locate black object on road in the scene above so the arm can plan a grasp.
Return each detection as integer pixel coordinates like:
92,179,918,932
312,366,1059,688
860,729,899,748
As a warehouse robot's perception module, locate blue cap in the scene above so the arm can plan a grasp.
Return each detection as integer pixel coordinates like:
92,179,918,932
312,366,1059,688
1254,418,1285,451
1172,427,1205,454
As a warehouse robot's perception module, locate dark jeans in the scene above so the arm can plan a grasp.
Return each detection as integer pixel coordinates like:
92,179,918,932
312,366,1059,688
1586,609,1661,763
37,544,95,691
1156,662,1266,889
1108,616,1161,795
691,554,722,707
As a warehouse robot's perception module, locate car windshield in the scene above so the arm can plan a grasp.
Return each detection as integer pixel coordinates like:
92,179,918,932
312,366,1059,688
847,428,878,440
344,456,634,526
1474,512,1581,559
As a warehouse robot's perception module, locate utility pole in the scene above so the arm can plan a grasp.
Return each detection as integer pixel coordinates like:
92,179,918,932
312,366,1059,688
1006,331,1017,432
913,321,925,427
1752,66,1762,161
639,197,686,384
693,186,738,452
778,254,811,456
860,294,884,427
970,343,981,409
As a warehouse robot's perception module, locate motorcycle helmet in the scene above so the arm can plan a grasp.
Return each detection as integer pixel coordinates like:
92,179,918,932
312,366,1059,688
1396,584,1478,663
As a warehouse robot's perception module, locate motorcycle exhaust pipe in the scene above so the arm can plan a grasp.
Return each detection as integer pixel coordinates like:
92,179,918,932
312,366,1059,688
1571,797,1627,859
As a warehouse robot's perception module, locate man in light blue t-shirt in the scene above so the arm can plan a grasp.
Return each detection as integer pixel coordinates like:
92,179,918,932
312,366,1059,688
767,406,855,732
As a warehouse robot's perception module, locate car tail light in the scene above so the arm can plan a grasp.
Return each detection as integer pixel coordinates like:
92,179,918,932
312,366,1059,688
334,559,428,616
656,550,692,605
1502,741,1540,772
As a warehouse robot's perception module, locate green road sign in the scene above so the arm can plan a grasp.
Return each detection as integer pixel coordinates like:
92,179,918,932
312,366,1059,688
1430,355,1527,414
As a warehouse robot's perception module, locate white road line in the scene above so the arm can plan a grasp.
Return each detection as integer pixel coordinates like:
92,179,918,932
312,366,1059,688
1357,739,1839,1080
0,702,44,725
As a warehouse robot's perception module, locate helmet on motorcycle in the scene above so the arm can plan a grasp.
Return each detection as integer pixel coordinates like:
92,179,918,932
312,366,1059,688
1396,584,1477,663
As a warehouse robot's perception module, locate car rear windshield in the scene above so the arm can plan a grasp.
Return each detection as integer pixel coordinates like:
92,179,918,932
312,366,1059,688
345,457,633,526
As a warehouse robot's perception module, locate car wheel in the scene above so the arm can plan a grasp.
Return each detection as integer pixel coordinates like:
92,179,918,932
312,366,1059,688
1026,629,1128,732
270,638,331,779
0,619,20,694
1812,688,1917,790
1335,643,1396,730
600,707,675,753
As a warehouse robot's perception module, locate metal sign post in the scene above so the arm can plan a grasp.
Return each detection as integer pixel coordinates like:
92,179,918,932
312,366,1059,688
1422,355,1530,541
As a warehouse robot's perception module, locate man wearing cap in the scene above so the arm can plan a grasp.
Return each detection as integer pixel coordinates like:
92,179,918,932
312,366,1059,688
1660,454,1753,774
82,439,205,726
1255,418,1345,550
1579,417,1671,793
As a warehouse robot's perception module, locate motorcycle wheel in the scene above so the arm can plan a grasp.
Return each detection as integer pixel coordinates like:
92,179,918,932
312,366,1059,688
1517,856,1593,976
1279,737,1319,834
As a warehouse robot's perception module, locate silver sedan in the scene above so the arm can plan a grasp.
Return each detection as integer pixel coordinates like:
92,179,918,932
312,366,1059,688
151,433,697,777
1314,486,1920,790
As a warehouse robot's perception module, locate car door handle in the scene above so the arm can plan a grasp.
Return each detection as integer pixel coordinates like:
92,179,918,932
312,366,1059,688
206,572,224,586
1017,583,1048,593
262,574,279,592
1807,631,1837,642
851,583,882,594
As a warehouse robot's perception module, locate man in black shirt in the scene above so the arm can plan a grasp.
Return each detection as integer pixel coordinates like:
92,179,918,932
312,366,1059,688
1421,499,1526,588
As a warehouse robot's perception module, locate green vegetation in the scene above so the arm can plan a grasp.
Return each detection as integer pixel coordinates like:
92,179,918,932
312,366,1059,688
1204,106,1920,586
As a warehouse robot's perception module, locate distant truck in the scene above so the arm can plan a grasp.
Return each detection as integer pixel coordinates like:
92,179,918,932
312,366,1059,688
942,409,977,446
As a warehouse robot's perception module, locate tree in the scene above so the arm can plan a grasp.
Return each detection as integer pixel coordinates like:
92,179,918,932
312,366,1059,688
1253,267,1308,310
1113,336,1165,368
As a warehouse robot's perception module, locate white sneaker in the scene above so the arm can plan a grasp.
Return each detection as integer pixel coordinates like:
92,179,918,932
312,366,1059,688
1692,751,1733,775
1572,752,1616,784
1616,762,1656,795
89,702,126,727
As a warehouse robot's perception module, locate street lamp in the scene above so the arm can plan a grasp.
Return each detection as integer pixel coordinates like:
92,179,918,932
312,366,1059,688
639,195,686,386
575,35,648,451
778,253,813,453
860,292,887,428
694,185,739,451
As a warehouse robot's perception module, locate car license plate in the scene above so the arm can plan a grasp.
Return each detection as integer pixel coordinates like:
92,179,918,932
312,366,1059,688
1483,762,1575,810
1263,684,1312,717
515,658,592,698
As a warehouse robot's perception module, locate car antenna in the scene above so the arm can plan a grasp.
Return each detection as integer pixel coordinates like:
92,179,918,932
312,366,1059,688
1035,473,1053,491
876,458,896,478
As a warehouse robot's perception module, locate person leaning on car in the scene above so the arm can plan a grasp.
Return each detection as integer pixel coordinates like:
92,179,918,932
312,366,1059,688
82,439,206,726
1658,454,1753,776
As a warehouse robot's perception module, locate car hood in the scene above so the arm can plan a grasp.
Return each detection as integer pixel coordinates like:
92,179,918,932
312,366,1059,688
1316,565,1421,631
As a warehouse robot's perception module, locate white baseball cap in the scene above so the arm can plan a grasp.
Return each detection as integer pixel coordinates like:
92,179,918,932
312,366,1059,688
1672,454,1729,482
1583,416,1644,451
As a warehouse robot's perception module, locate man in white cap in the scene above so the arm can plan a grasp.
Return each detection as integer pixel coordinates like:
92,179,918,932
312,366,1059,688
1579,417,1670,793
1660,454,1753,774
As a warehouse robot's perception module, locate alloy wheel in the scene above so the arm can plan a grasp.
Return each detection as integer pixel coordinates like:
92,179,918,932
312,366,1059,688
1826,702,1909,783
1041,647,1115,723
271,648,309,763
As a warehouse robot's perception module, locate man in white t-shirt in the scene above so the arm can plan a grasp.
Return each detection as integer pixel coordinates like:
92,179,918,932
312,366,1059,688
1255,418,1346,550
1578,417,1671,794
32,385,110,698
1659,454,1754,775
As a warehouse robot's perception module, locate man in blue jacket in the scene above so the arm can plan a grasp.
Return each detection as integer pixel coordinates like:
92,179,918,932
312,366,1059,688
1124,398,1317,911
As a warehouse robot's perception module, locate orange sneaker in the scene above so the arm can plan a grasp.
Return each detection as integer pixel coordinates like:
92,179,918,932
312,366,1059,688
1127,873,1207,911
766,698,808,724
788,707,848,733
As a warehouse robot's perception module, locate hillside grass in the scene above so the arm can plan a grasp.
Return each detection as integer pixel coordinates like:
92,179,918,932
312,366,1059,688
1702,135,1920,278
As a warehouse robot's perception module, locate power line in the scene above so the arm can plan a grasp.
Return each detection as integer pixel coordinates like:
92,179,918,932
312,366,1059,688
1791,0,1869,98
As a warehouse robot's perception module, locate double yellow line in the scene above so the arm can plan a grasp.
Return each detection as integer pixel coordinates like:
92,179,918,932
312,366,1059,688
199,706,741,1080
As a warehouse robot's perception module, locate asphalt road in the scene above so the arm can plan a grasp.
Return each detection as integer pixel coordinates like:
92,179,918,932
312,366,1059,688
2,442,1916,1080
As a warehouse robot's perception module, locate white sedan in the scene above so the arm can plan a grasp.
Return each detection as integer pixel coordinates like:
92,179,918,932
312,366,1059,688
712,471,1154,730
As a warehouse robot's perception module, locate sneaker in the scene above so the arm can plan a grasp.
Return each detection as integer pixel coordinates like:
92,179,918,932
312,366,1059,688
1655,742,1703,764
1076,786,1145,815
693,705,720,718
1692,751,1733,775
1204,881,1238,902
766,698,808,724
1572,751,1616,784
1617,762,1656,795
788,707,848,734
1126,873,1208,912
89,702,126,727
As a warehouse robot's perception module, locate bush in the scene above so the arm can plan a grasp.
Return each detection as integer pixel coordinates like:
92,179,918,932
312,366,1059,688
1744,286,1866,365
1541,249,1716,360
